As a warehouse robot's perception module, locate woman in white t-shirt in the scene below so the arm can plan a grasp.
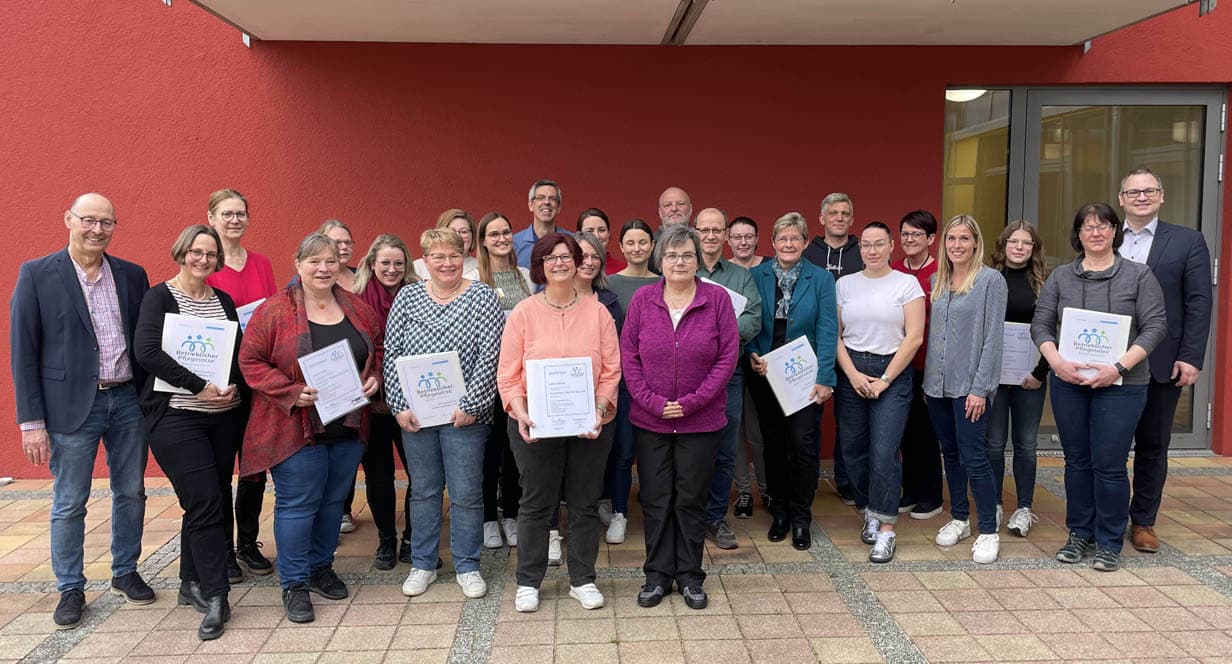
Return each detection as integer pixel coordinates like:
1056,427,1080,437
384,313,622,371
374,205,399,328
834,222,926,564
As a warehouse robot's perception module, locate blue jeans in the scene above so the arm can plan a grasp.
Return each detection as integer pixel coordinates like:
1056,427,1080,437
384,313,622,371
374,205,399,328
402,423,488,573
1050,377,1147,552
985,383,1046,509
705,369,743,523
48,384,147,591
269,439,364,587
607,385,636,515
927,396,998,534
835,351,912,524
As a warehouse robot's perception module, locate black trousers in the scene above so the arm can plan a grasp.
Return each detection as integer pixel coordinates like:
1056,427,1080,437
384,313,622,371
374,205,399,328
507,418,613,588
1130,380,1184,527
746,369,822,528
635,427,719,588
483,404,522,521
900,367,943,507
149,407,244,599
342,413,412,537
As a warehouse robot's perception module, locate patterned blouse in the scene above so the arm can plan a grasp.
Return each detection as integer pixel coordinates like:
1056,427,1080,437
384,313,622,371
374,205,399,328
383,281,504,424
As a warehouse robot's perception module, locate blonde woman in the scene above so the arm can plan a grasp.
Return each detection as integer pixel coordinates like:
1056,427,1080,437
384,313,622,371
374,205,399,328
413,209,480,280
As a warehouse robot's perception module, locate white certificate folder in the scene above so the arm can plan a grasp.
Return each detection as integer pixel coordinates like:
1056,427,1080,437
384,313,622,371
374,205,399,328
525,356,596,439
761,336,818,417
153,313,238,394
394,351,467,429
1057,307,1131,386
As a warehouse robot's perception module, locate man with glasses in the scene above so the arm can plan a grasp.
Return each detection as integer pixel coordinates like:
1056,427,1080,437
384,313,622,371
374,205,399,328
514,179,571,275
693,208,763,548
1116,168,1213,554
11,193,153,628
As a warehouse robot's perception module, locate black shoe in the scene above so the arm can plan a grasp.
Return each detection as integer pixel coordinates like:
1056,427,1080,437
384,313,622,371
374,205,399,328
308,567,348,600
236,542,273,576
760,492,772,509
374,534,397,571
909,502,944,520
399,537,414,565
836,484,856,506
177,581,208,613
680,585,708,610
767,518,789,542
733,492,754,519
437,557,444,570
283,582,315,623
792,526,812,550
226,552,245,584
637,583,669,608
53,589,85,629
198,594,230,641
898,495,918,514
110,571,155,605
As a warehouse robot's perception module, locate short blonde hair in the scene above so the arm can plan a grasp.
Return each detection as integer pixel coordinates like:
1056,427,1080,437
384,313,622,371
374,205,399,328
420,228,464,256
772,212,809,240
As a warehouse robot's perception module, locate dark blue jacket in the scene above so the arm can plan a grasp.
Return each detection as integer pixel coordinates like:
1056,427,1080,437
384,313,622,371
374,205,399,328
747,259,838,386
1142,220,1213,380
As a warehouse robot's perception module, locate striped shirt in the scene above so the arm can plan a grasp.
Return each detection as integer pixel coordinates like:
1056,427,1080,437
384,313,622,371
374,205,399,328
71,257,131,383
167,282,241,413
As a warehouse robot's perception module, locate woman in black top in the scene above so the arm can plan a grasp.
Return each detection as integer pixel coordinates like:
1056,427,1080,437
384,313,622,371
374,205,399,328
985,221,1049,539
134,225,247,641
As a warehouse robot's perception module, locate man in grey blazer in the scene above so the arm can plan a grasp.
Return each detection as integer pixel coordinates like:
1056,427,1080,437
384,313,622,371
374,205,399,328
10,193,153,628
1116,168,1213,554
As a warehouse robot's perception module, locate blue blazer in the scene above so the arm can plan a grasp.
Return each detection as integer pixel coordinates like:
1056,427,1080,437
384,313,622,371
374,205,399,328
1143,221,1212,381
10,249,150,433
747,259,838,386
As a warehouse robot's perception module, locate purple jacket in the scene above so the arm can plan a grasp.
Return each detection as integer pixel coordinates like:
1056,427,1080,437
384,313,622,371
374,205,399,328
620,279,739,434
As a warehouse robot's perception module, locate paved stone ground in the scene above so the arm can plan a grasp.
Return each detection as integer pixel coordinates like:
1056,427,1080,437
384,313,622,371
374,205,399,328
2,456,1232,663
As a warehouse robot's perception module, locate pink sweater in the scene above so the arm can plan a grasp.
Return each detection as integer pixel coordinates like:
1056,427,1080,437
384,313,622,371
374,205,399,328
497,293,622,424
206,250,277,308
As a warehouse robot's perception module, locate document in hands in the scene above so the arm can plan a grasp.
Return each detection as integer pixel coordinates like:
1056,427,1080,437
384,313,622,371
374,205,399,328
154,313,238,394
999,322,1040,385
700,278,748,318
761,336,818,416
297,339,369,425
236,298,266,332
525,357,596,439
394,351,467,429
1058,307,1132,386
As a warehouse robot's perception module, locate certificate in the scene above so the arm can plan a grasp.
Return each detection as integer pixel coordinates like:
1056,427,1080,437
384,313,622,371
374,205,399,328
525,357,596,439
761,336,818,416
999,322,1039,385
154,314,238,394
1058,307,1132,386
297,339,369,425
236,298,266,332
700,278,748,318
394,351,467,428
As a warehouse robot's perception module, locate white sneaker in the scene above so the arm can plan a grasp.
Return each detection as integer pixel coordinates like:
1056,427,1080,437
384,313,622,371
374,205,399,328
996,504,1004,532
456,571,487,598
483,521,503,549
548,529,563,566
598,499,614,527
515,585,540,612
339,513,356,534
501,518,518,547
972,533,1000,564
861,516,880,545
568,583,605,609
606,513,627,544
935,519,972,546
401,568,436,597
1006,507,1038,537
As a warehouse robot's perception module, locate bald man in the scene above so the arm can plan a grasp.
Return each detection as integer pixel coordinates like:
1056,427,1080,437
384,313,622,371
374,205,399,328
658,187,693,228
11,193,152,628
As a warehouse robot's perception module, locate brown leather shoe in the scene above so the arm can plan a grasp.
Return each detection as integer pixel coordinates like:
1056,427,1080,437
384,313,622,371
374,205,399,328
1130,524,1160,553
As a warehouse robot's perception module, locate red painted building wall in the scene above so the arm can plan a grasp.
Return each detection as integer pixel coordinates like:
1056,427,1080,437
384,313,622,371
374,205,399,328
2,1,1230,477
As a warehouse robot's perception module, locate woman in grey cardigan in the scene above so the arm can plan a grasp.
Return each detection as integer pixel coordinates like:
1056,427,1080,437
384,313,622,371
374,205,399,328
925,215,1007,564
1031,202,1165,572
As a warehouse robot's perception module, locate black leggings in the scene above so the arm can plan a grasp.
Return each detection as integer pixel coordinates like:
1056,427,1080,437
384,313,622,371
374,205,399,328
344,413,412,537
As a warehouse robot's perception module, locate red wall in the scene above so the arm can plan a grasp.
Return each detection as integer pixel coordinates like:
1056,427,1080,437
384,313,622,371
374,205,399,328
2,1,1230,477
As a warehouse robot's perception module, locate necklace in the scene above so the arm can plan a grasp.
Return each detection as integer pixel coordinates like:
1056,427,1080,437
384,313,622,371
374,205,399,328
904,255,932,275
305,294,333,310
171,276,209,301
429,278,464,301
542,288,578,310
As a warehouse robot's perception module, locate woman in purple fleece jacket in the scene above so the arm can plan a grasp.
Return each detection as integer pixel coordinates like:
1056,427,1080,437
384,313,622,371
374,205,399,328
620,224,739,611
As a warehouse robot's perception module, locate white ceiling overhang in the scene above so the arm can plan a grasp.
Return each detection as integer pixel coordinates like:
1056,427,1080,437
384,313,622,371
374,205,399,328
189,0,1201,46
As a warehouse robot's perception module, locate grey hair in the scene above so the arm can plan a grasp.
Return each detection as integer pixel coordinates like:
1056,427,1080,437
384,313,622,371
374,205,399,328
575,231,610,291
820,192,854,215
652,224,702,272
1120,167,1164,192
772,212,809,240
527,179,563,203
319,219,352,236
295,232,339,262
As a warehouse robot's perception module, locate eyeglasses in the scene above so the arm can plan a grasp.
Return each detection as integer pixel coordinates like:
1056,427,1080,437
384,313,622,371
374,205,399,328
1121,188,1162,199
186,249,220,262
900,231,928,240
532,194,561,204
68,210,117,231
696,228,725,236
662,252,697,263
859,241,890,251
215,210,249,221
775,235,805,244
485,229,513,239
543,254,574,265
1006,239,1035,247
427,253,463,264
1081,222,1114,235
728,233,757,243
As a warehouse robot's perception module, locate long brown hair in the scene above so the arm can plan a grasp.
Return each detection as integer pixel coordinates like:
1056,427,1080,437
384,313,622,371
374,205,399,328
476,212,530,297
989,220,1046,296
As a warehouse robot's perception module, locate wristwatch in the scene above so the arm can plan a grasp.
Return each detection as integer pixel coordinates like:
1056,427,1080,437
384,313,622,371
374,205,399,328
878,373,891,383
1114,362,1130,376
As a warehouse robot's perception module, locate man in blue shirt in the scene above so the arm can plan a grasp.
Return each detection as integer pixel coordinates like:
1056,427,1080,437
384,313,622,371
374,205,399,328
513,179,572,276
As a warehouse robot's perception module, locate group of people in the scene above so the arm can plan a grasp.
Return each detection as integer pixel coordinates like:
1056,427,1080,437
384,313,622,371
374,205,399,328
10,168,1211,641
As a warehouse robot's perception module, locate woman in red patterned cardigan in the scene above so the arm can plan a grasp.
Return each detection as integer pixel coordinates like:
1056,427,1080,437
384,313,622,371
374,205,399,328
239,233,382,625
